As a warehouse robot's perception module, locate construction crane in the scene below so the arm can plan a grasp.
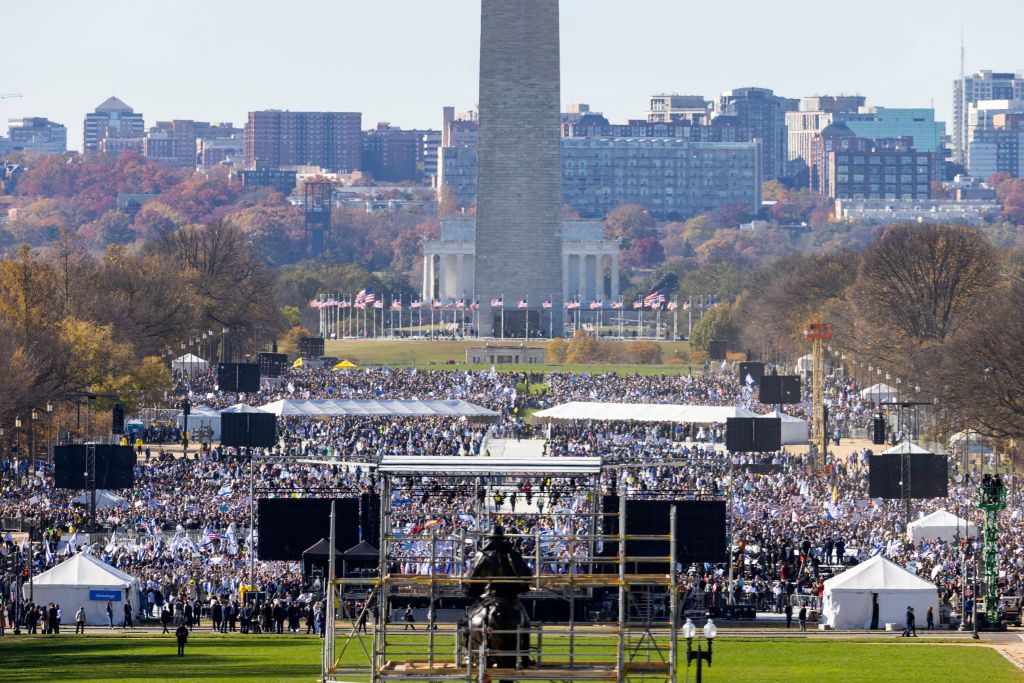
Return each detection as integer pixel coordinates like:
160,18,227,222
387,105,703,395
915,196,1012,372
0,94,23,100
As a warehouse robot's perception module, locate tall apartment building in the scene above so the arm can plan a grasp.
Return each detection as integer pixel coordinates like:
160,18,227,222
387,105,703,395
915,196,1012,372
563,113,748,142
967,107,1024,178
83,97,144,153
954,71,1024,164
843,107,946,158
647,95,711,124
787,97,866,176
4,117,67,154
361,123,421,182
243,110,362,172
716,87,797,180
819,126,934,200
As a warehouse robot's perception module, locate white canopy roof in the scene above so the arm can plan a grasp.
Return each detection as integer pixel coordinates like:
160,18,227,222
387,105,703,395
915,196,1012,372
32,552,138,588
171,354,209,371
860,383,898,400
823,554,936,592
763,410,809,445
378,455,602,476
258,399,497,419
71,490,128,509
880,441,931,455
220,403,268,414
532,401,758,424
907,510,977,543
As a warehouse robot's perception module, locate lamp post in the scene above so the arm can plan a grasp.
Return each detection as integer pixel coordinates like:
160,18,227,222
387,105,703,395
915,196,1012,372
28,408,38,478
14,415,23,486
683,618,716,682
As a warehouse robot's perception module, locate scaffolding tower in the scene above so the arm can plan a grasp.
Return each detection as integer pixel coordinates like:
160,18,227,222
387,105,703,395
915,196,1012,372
322,455,688,683
978,477,1007,624
805,323,831,471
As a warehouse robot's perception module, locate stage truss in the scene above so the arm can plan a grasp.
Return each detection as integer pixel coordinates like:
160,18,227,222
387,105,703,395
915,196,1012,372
322,455,687,683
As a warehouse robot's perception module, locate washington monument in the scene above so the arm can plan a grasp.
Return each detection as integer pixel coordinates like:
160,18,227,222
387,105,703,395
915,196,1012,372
474,0,564,337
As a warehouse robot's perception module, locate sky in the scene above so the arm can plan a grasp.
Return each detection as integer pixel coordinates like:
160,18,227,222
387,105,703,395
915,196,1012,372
3,0,1023,151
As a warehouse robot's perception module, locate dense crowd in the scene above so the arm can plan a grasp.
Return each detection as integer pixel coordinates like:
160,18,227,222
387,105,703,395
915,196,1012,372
0,365,1019,633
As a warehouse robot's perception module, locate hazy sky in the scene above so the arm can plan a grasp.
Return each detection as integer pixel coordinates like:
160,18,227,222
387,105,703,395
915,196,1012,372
4,0,1023,150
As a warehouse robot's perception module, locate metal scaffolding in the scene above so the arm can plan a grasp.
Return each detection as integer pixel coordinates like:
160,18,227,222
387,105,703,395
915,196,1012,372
322,455,684,683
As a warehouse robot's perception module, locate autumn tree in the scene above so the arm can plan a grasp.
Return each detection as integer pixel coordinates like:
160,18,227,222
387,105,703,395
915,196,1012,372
690,304,738,353
604,204,657,244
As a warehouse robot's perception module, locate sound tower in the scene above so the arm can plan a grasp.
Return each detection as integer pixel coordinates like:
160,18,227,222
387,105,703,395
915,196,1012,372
258,352,289,378
53,445,136,489
726,417,782,453
217,363,261,393
737,362,764,386
602,498,727,568
759,375,801,404
872,416,887,445
221,413,277,448
111,403,125,435
257,495,380,561
298,337,325,358
868,453,948,499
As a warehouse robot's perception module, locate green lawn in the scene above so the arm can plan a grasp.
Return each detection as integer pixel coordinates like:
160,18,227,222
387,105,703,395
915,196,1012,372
323,339,695,375
0,633,1018,683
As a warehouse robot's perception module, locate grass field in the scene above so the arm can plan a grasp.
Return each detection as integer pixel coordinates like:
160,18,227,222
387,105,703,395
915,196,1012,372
323,339,695,375
0,633,1019,683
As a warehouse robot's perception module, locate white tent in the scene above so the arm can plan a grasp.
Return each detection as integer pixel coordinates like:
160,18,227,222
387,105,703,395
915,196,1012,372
220,403,268,414
764,410,809,445
907,510,978,544
71,490,128,510
860,383,898,403
25,552,140,626
174,404,221,441
795,354,813,374
532,402,758,424
822,555,938,630
171,354,209,374
949,431,993,455
258,399,498,419
880,441,931,455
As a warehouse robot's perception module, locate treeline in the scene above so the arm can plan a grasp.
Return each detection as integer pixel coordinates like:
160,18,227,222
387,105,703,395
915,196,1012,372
0,221,281,424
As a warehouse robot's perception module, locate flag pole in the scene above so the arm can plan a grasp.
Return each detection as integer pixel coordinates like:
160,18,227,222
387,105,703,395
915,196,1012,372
500,294,505,340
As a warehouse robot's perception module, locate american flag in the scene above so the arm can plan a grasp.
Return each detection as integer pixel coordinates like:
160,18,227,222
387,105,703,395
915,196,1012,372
339,298,350,309
373,300,384,309
431,299,442,308
682,299,690,311
354,289,368,309
644,289,666,307
391,299,402,310
363,288,376,304
542,299,553,309
590,299,603,310
490,297,503,307
470,298,480,310
517,297,528,309
410,300,422,309
611,298,623,310
633,298,643,309
455,299,466,310
667,300,678,311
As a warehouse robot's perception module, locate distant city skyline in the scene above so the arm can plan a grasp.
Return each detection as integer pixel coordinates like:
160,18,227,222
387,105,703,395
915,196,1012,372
4,0,1023,151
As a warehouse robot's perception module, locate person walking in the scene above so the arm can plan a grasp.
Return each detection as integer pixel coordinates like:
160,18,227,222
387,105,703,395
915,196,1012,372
798,605,807,632
123,602,133,630
926,606,934,631
357,604,369,634
106,601,114,629
784,601,793,629
175,623,189,657
161,605,172,634
404,604,416,630
902,606,917,637
75,606,86,634
0,601,7,636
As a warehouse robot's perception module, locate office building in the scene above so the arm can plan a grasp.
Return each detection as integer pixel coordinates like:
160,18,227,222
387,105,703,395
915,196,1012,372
562,137,762,219
361,123,420,182
243,110,361,172
954,71,1024,164
475,0,564,337
647,95,711,124
967,107,1024,178
716,87,797,180
144,120,242,167
820,127,934,200
4,117,67,154
843,107,946,158
83,97,144,153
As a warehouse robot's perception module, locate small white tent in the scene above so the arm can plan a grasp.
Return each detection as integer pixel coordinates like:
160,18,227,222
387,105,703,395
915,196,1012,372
822,555,938,630
71,490,128,510
171,354,209,374
175,404,221,441
765,410,809,445
860,383,898,403
25,552,140,626
907,510,977,544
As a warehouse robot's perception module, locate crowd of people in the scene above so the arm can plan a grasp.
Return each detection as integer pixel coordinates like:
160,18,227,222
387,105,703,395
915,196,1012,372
0,364,1019,634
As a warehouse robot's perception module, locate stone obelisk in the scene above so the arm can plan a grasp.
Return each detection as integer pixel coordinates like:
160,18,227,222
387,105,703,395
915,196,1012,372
475,0,563,338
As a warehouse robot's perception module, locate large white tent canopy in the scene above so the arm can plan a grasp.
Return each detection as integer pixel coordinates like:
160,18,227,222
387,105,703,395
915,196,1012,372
880,441,931,455
258,399,498,419
26,553,140,626
822,555,938,630
174,404,222,440
907,510,977,543
171,354,208,374
860,383,898,403
532,401,758,424
763,410,809,445
71,490,128,510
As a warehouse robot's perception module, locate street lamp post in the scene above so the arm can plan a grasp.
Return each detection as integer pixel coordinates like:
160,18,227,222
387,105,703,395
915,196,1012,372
14,415,23,486
683,618,717,682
